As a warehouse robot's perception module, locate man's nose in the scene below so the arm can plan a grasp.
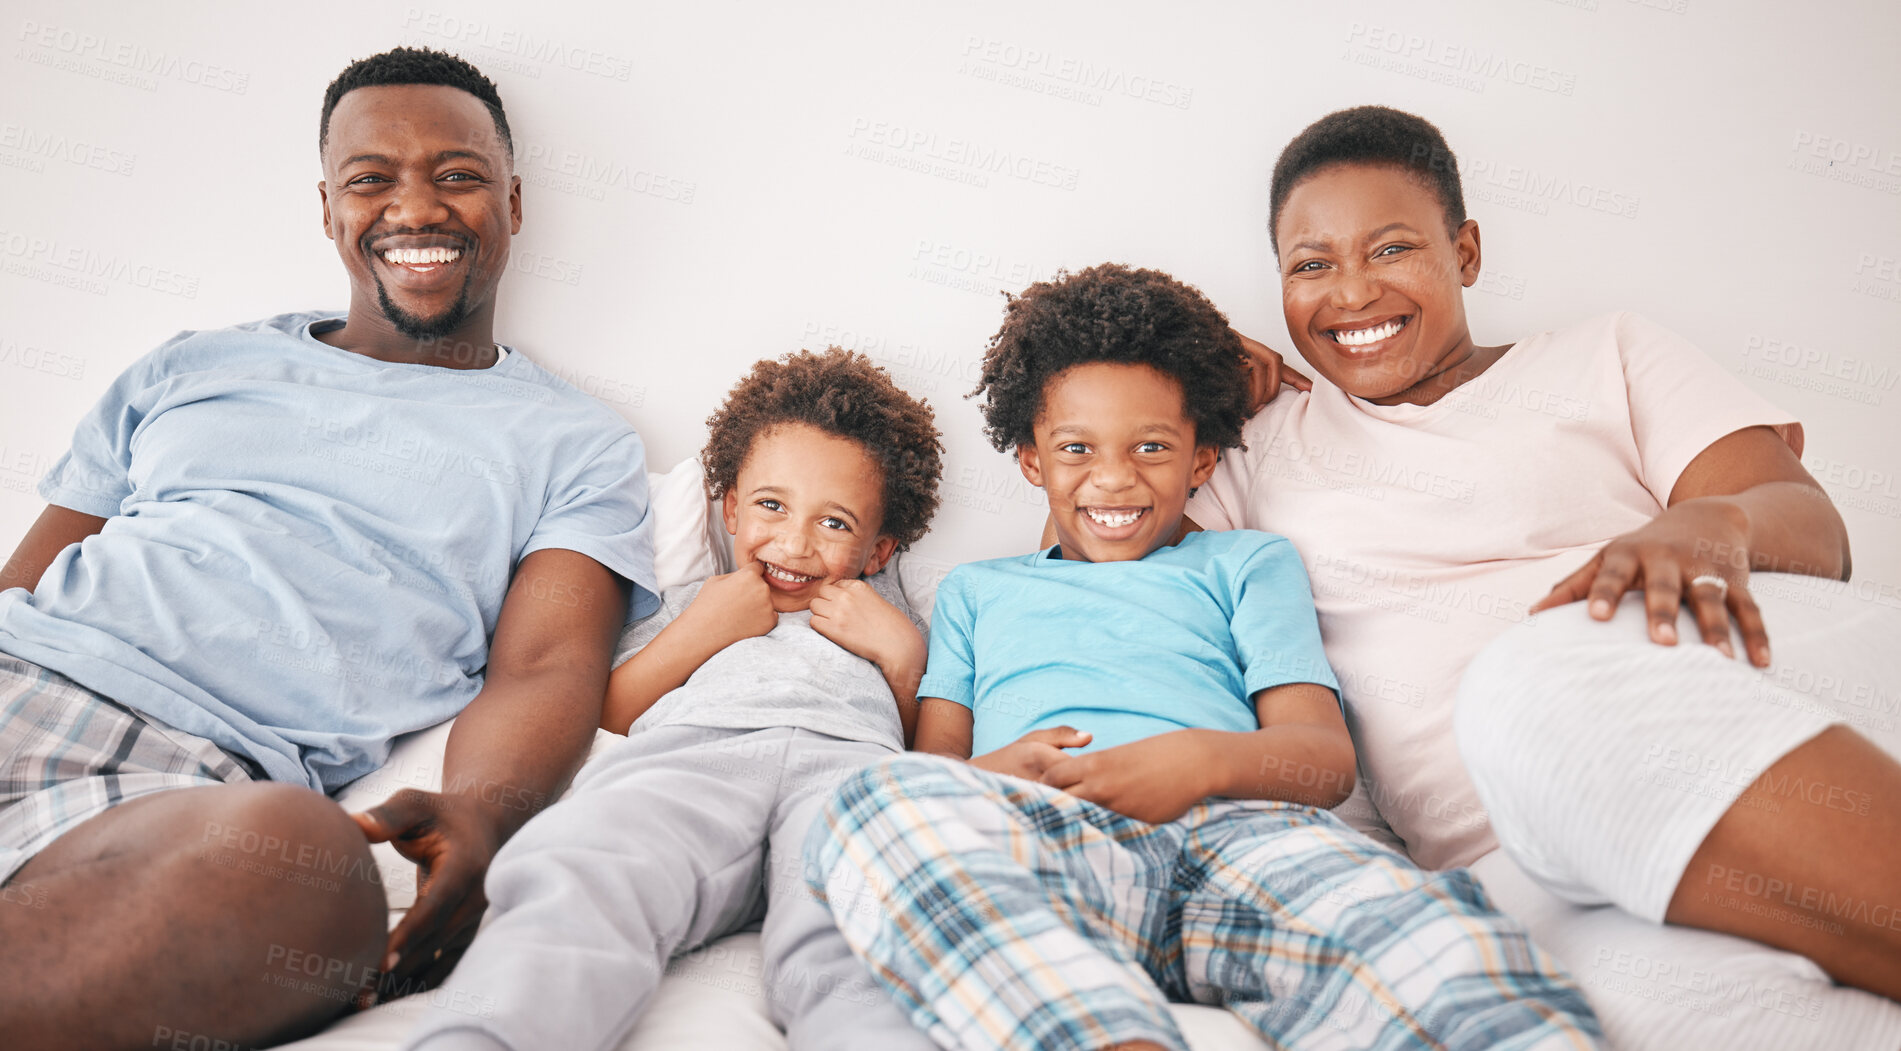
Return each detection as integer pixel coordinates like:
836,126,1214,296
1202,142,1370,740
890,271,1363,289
384,174,452,228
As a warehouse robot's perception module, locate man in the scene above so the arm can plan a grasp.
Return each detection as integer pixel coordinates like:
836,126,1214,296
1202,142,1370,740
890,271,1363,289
0,47,655,1049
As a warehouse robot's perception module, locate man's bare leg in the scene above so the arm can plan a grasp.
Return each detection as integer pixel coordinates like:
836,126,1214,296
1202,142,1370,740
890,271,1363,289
1666,725,1901,1001
0,781,386,1049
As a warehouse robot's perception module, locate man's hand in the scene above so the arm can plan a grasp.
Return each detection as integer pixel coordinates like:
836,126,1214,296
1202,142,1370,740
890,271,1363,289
1235,330,1313,413
1041,730,1217,824
809,578,923,673
969,726,1092,782
684,562,778,646
351,788,504,1002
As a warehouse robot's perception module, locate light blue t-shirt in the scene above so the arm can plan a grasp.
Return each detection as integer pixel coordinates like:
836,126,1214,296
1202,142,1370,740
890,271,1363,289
917,529,1339,756
0,312,658,792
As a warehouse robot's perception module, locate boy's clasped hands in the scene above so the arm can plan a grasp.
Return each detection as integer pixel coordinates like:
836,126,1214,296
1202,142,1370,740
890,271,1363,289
971,726,1223,825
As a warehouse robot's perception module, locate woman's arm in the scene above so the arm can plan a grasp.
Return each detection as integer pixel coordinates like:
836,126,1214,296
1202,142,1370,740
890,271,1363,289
1533,425,1849,667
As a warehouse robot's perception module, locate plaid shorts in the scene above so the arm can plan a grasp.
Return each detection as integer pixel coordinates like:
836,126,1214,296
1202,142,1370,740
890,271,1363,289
809,754,1602,1051
0,653,258,884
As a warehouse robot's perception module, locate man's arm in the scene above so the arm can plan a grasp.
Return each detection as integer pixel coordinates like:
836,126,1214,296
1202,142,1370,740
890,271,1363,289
1,505,108,593
354,546,629,993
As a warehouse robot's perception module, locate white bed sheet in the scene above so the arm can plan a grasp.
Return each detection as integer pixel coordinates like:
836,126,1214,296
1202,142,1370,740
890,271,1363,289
284,720,1901,1051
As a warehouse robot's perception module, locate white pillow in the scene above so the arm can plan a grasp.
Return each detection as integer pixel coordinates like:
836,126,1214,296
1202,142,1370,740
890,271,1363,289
647,456,731,591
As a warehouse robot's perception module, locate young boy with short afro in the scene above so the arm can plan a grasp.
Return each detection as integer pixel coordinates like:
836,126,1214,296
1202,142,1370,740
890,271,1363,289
805,264,1603,1051
406,348,942,1051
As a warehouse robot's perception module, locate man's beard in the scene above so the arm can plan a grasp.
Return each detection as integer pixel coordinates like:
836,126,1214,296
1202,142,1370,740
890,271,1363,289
373,270,475,341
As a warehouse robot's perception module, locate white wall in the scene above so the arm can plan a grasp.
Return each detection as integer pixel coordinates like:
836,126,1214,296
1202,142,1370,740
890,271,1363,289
2,0,1896,591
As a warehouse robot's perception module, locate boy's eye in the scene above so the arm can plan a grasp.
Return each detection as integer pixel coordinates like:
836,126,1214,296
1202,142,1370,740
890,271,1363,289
1059,442,1090,455
1136,441,1167,454
819,516,851,532
757,499,783,512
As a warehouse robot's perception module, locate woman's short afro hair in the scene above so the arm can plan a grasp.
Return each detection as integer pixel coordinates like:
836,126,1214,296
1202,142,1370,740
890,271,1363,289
973,263,1248,453
703,348,942,550
1268,105,1465,252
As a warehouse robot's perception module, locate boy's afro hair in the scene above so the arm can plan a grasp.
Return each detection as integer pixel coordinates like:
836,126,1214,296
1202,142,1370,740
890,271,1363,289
1268,105,1465,251
703,348,943,550
972,263,1248,453
321,47,512,156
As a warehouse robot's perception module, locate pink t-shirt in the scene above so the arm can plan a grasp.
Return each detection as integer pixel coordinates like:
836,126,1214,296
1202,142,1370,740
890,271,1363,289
1187,312,1801,870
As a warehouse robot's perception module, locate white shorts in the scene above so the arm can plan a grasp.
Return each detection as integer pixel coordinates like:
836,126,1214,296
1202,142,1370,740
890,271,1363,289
1455,572,1900,924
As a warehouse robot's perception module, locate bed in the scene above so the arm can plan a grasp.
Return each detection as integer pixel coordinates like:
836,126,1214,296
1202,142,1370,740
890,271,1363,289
284,462,1901,1050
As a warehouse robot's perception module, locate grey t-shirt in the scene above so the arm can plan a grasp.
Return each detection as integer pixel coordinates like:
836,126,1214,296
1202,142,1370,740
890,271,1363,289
611,569,922,751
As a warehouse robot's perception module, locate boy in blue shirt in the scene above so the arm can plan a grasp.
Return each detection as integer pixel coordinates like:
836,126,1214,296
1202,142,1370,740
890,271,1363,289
805,263,1602,1050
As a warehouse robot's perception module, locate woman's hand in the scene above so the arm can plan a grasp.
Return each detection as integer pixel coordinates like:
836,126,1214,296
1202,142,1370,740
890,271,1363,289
1234,330,1313,412
1532,498,1770,666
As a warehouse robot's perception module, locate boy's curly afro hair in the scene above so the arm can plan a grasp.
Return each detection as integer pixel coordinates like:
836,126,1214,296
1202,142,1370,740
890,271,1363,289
973,263,1248,453
702,348,942,549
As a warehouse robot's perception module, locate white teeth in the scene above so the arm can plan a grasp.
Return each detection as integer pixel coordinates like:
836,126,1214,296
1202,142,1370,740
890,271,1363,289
764,564,816,583
1331,317,1406,346
381,247,462,266
1085,508,1143,528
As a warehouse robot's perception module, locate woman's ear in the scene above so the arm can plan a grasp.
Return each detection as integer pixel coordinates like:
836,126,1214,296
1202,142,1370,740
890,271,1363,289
1456,218,1483,287
721,489,739,536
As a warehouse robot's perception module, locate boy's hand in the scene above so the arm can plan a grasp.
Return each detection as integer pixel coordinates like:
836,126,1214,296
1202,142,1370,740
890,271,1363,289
1042,730,1217,824
685,562,778,646
810,578,923,674
969,726,1092,781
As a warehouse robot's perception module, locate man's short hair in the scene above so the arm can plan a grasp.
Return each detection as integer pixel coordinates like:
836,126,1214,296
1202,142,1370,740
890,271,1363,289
972,263,1248,453
702,348,944,550
1268,105,1466,252
320,47,512,157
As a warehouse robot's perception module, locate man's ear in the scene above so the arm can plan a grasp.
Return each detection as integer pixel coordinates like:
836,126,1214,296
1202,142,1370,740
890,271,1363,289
318,181,334,240
1455,218,1482,286
508,174,523,234
1017,443,1044,488
861,535,899,578
720,489,739,536
1189,444,1219,492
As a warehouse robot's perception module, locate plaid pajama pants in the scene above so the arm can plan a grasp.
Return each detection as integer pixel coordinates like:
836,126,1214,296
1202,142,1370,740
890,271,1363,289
806,754,1601,1051
1,653,258,884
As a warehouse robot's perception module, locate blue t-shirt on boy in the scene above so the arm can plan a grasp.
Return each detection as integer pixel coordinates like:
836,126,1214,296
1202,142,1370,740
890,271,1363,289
918,528,1340,756
0,312,658,792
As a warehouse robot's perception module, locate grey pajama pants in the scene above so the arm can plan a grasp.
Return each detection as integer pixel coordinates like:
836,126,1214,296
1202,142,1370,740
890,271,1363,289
403,724,936,1051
